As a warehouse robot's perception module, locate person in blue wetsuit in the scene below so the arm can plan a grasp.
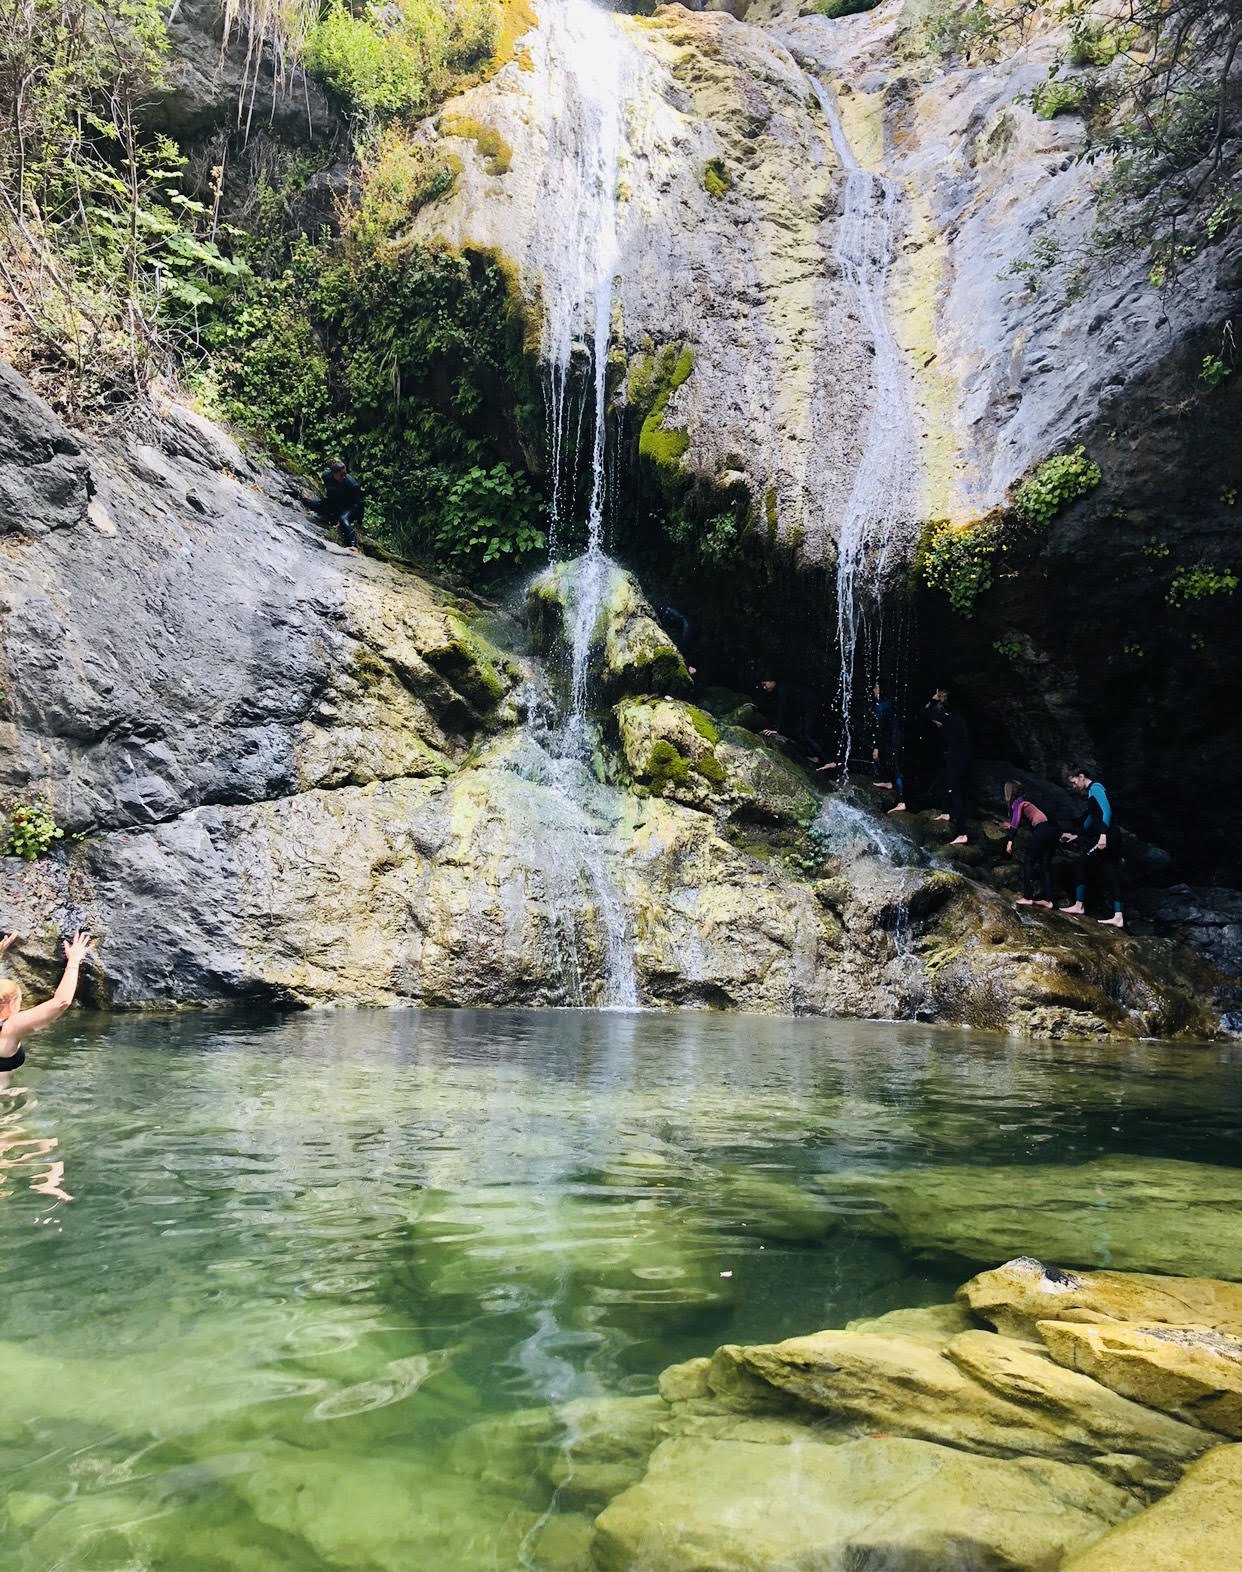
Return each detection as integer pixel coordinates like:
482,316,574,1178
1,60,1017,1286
872,683,905,801
1058,767,1124,927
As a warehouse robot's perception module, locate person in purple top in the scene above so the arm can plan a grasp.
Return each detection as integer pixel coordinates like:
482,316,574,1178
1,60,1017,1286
1003,781,1058,907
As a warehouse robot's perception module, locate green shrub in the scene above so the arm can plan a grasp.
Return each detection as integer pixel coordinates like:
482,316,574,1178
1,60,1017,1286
701,158,731,200
5,802,64,861
1167,565,1238,608
919,521,997,617
920,1,999,60
204,239,543,581
1199,353,1231,387
815,0,881,19
1013,447,1102,525
1029,76,1089,119
1066,20,1120,67
304,3,432,120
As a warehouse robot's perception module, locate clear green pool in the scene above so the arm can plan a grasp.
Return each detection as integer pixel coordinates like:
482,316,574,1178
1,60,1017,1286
1,1010,1239,1569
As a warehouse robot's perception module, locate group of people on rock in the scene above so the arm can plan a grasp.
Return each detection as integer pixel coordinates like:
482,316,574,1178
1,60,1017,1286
755,676,1126,928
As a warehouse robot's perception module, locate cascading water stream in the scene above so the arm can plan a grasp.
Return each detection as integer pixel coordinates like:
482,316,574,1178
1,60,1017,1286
507,0,641,1008
811,79,920,767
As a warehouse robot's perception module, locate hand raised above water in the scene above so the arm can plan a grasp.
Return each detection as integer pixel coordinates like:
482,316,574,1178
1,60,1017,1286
63,931,96,964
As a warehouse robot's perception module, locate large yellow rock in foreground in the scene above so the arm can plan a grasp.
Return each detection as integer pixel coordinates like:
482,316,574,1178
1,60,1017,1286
961,1256,1242,1340
1040,1319,1242,1438
1061,1444,1242,1571
592,1433,1132,1572
714,1324,1210,1488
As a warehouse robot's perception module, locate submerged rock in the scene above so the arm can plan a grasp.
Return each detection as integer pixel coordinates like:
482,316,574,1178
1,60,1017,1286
1060,1444,1242,1572
815,1157,1242,1280
592,1432,1133,1572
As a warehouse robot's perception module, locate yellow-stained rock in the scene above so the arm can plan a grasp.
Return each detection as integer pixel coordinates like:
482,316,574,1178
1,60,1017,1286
1061,1444,1242,1572
960,1256,1242,1340
1039,1319,1242,1439
719,1325,1212,1488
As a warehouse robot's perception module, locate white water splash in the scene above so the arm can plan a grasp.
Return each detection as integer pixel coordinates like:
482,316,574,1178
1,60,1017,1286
812,79,920,765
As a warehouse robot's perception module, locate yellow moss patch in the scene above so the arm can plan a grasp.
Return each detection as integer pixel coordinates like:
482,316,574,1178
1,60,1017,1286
440,114,513,176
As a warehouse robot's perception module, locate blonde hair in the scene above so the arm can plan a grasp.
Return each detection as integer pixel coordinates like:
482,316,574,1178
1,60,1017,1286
0,979,21,1019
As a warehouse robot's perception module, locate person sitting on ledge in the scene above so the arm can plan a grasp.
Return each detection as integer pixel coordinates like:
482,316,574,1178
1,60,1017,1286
0,931,96,1076
757,677,830,769
317,459,364,552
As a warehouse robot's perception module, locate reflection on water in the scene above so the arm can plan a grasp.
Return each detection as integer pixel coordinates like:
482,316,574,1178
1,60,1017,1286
1,1010,1239,1569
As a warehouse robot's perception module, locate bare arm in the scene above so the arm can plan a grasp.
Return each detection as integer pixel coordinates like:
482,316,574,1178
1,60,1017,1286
5,932,95,1043
0,932,18,955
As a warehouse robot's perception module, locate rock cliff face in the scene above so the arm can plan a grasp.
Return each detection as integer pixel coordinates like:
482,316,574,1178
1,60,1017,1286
414,0,1240,875
0,362,1219,1032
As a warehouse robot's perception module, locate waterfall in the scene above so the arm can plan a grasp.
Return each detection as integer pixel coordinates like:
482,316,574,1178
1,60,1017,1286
811,79,919,767
531,0,636,751
507,0,642,1008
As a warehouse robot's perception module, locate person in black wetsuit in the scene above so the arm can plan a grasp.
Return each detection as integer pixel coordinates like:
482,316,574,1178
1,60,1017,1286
319,460,364,550
1058,767,1125,927
758,678,829,767
926,690,970,844
0,930,95,1076
1003,781,1059,907
872,683,905,803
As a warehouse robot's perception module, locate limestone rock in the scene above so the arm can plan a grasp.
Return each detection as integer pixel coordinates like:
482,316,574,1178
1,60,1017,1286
1061,1444,1242,1572
592,1433,1134,1572
960,1257,1242,1341
716,1325,1210,1487
1039,1319,1242,1439
614,697,726,808
845,1301,973,1346
148,0,338,144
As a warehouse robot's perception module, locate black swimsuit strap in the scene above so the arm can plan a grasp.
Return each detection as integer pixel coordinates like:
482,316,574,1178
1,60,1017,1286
0,1045,26,1072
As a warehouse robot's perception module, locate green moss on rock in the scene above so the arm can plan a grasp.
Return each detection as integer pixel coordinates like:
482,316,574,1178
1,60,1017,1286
638,345,694,474
702,157,731,199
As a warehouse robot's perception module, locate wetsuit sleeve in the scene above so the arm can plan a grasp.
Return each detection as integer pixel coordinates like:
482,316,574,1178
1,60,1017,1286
1089,783,1113,829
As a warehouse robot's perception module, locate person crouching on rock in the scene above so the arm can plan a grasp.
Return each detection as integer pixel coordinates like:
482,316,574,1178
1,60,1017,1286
319,459,363,551
0,931,96,1078
1058,767,1124,927
758,677,831,769
1003,782,1058,909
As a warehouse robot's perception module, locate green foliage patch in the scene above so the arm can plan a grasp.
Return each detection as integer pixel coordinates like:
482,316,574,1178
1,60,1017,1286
204,238,544,580
814,0,881,21
1029,76,1090,120
1167,564,1239,608
919,521,998,618
701,158,732,200
1012,447,1102,526
5,802,64,862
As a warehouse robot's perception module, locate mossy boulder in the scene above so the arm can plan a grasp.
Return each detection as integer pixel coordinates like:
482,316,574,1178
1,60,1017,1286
615,698,725,806
528,560,690,701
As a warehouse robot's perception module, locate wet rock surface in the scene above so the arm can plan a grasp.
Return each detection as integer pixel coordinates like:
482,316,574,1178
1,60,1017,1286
577,1257,1242,1572
0,364,1223,1030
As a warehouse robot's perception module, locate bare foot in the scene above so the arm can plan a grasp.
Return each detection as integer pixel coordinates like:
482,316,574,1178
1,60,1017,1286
887,802,907,814
1058,902,1085,915
1034,900,1054,909
873,780,893,790
1097,914,1125,928
949,835,968,846
934,813,950,823
1015,897,1034,906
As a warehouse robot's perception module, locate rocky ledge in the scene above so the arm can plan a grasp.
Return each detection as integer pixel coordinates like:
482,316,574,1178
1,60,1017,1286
0,361,1229,1033
462,1256,1242,1572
